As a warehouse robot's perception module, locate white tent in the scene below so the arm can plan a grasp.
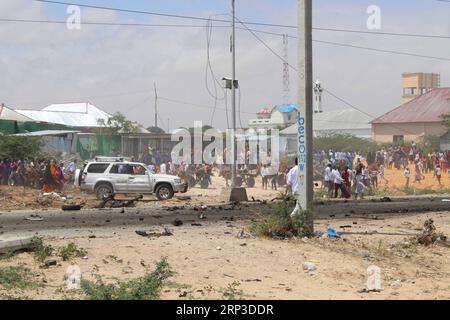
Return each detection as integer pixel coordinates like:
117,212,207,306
0,104,33,122
15,102,111,128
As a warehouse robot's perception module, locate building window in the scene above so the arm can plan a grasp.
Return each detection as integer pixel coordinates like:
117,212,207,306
403,87,416,96
393,135,404,144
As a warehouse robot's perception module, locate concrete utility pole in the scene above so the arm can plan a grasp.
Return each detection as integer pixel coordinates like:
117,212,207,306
296,0,314,233
231,0,237,188
154,82,158,128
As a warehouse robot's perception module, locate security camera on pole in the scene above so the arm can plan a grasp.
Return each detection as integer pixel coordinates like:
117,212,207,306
291,0,314,235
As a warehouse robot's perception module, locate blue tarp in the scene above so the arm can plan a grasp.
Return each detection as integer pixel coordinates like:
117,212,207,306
274,104,297,113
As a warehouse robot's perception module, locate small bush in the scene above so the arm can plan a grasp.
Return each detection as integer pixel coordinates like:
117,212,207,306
57,243,88,261
250,192,314,239
220,281,244,300
0,266,39,290
30,237,54,263
81,257,174,300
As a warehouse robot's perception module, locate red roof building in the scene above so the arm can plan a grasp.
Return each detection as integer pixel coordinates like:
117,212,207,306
372,88,450,144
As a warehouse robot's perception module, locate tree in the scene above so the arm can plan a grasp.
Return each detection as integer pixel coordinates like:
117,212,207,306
0,136,44,159
96,112,142,135
313,133,378,154
441,113,450,129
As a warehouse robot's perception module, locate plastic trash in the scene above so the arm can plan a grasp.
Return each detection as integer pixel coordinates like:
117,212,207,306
327,228,339,238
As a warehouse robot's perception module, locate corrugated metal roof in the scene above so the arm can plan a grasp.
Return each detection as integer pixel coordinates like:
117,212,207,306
373,88,450,124
12,130,80,137
0,104,33,122
281,108,373,135
15,102,111,127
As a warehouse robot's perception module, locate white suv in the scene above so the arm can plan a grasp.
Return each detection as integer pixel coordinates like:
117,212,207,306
75,158,187,201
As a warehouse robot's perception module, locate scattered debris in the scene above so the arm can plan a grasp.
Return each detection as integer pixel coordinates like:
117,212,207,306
326,228,339,238
62,204,82,211
45,259,58,267
358,288,382,293
97,195,143,209
302,262,317,272
24,214,44,222
135,227,173,238
390,280,402,287
177,196,191,201
172,218,183,227
380,197,392,202
191,223,203,227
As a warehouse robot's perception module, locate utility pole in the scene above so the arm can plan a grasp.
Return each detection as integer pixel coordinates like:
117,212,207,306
296,0,314,234
154,82,158,128
231,0,237,188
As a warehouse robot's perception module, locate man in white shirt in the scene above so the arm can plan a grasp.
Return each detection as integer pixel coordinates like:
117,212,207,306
286,158,299,194
324,164,332,198
160,162,167,174
332,167,344,198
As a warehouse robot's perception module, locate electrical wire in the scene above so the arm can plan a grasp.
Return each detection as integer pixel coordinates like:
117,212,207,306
34,0,450,40
205,16,228,126
236,17,419,136
2,17,449,62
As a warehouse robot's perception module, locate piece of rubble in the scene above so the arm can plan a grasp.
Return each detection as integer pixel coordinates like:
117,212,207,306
45,259,58,267
0,236,35,254
302,262,317,272
172,218,183,227
24,214,44,222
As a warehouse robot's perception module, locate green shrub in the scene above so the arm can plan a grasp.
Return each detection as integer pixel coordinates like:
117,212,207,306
250,192,313,239
0,266,39,290
57,243,88,261
30,237,54,263
81,257,174,300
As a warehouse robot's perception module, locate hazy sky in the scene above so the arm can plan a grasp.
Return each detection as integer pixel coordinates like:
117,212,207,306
1,0,450,130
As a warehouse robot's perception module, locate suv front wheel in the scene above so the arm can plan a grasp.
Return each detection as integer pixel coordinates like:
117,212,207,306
155,184,174,201
95,183,114,200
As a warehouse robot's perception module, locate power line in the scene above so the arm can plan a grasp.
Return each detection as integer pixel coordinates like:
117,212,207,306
313,27,450,40
34,0,296,29
236,18,419,136
2,18,449,61
314,40,450,62
158,96,254,115
33,0,450,40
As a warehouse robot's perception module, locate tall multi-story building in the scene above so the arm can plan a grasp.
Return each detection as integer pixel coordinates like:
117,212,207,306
402,72,440,103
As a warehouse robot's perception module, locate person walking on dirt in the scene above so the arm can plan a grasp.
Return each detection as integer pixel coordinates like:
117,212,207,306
324,164,332,198
404,167,411,188
379,163,389,185
286,158,299,195
261,165,268,190
332,166,344,198
414,161,422,184
435,165,442,186
355,172,367,200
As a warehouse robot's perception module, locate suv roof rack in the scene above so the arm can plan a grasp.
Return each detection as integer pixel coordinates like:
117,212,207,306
93,156,133,163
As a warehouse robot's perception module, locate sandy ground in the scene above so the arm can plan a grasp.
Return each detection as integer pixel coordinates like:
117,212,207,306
2,165,450,213
375,165,450,191
0,173,281,212
1,168,449,300
0,210,449,300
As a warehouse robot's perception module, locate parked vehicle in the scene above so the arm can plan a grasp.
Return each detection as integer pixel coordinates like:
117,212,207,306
75,157,187,201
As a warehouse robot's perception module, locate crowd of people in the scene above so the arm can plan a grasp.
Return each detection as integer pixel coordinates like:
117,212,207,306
0,158,78,192
319,142,450,199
